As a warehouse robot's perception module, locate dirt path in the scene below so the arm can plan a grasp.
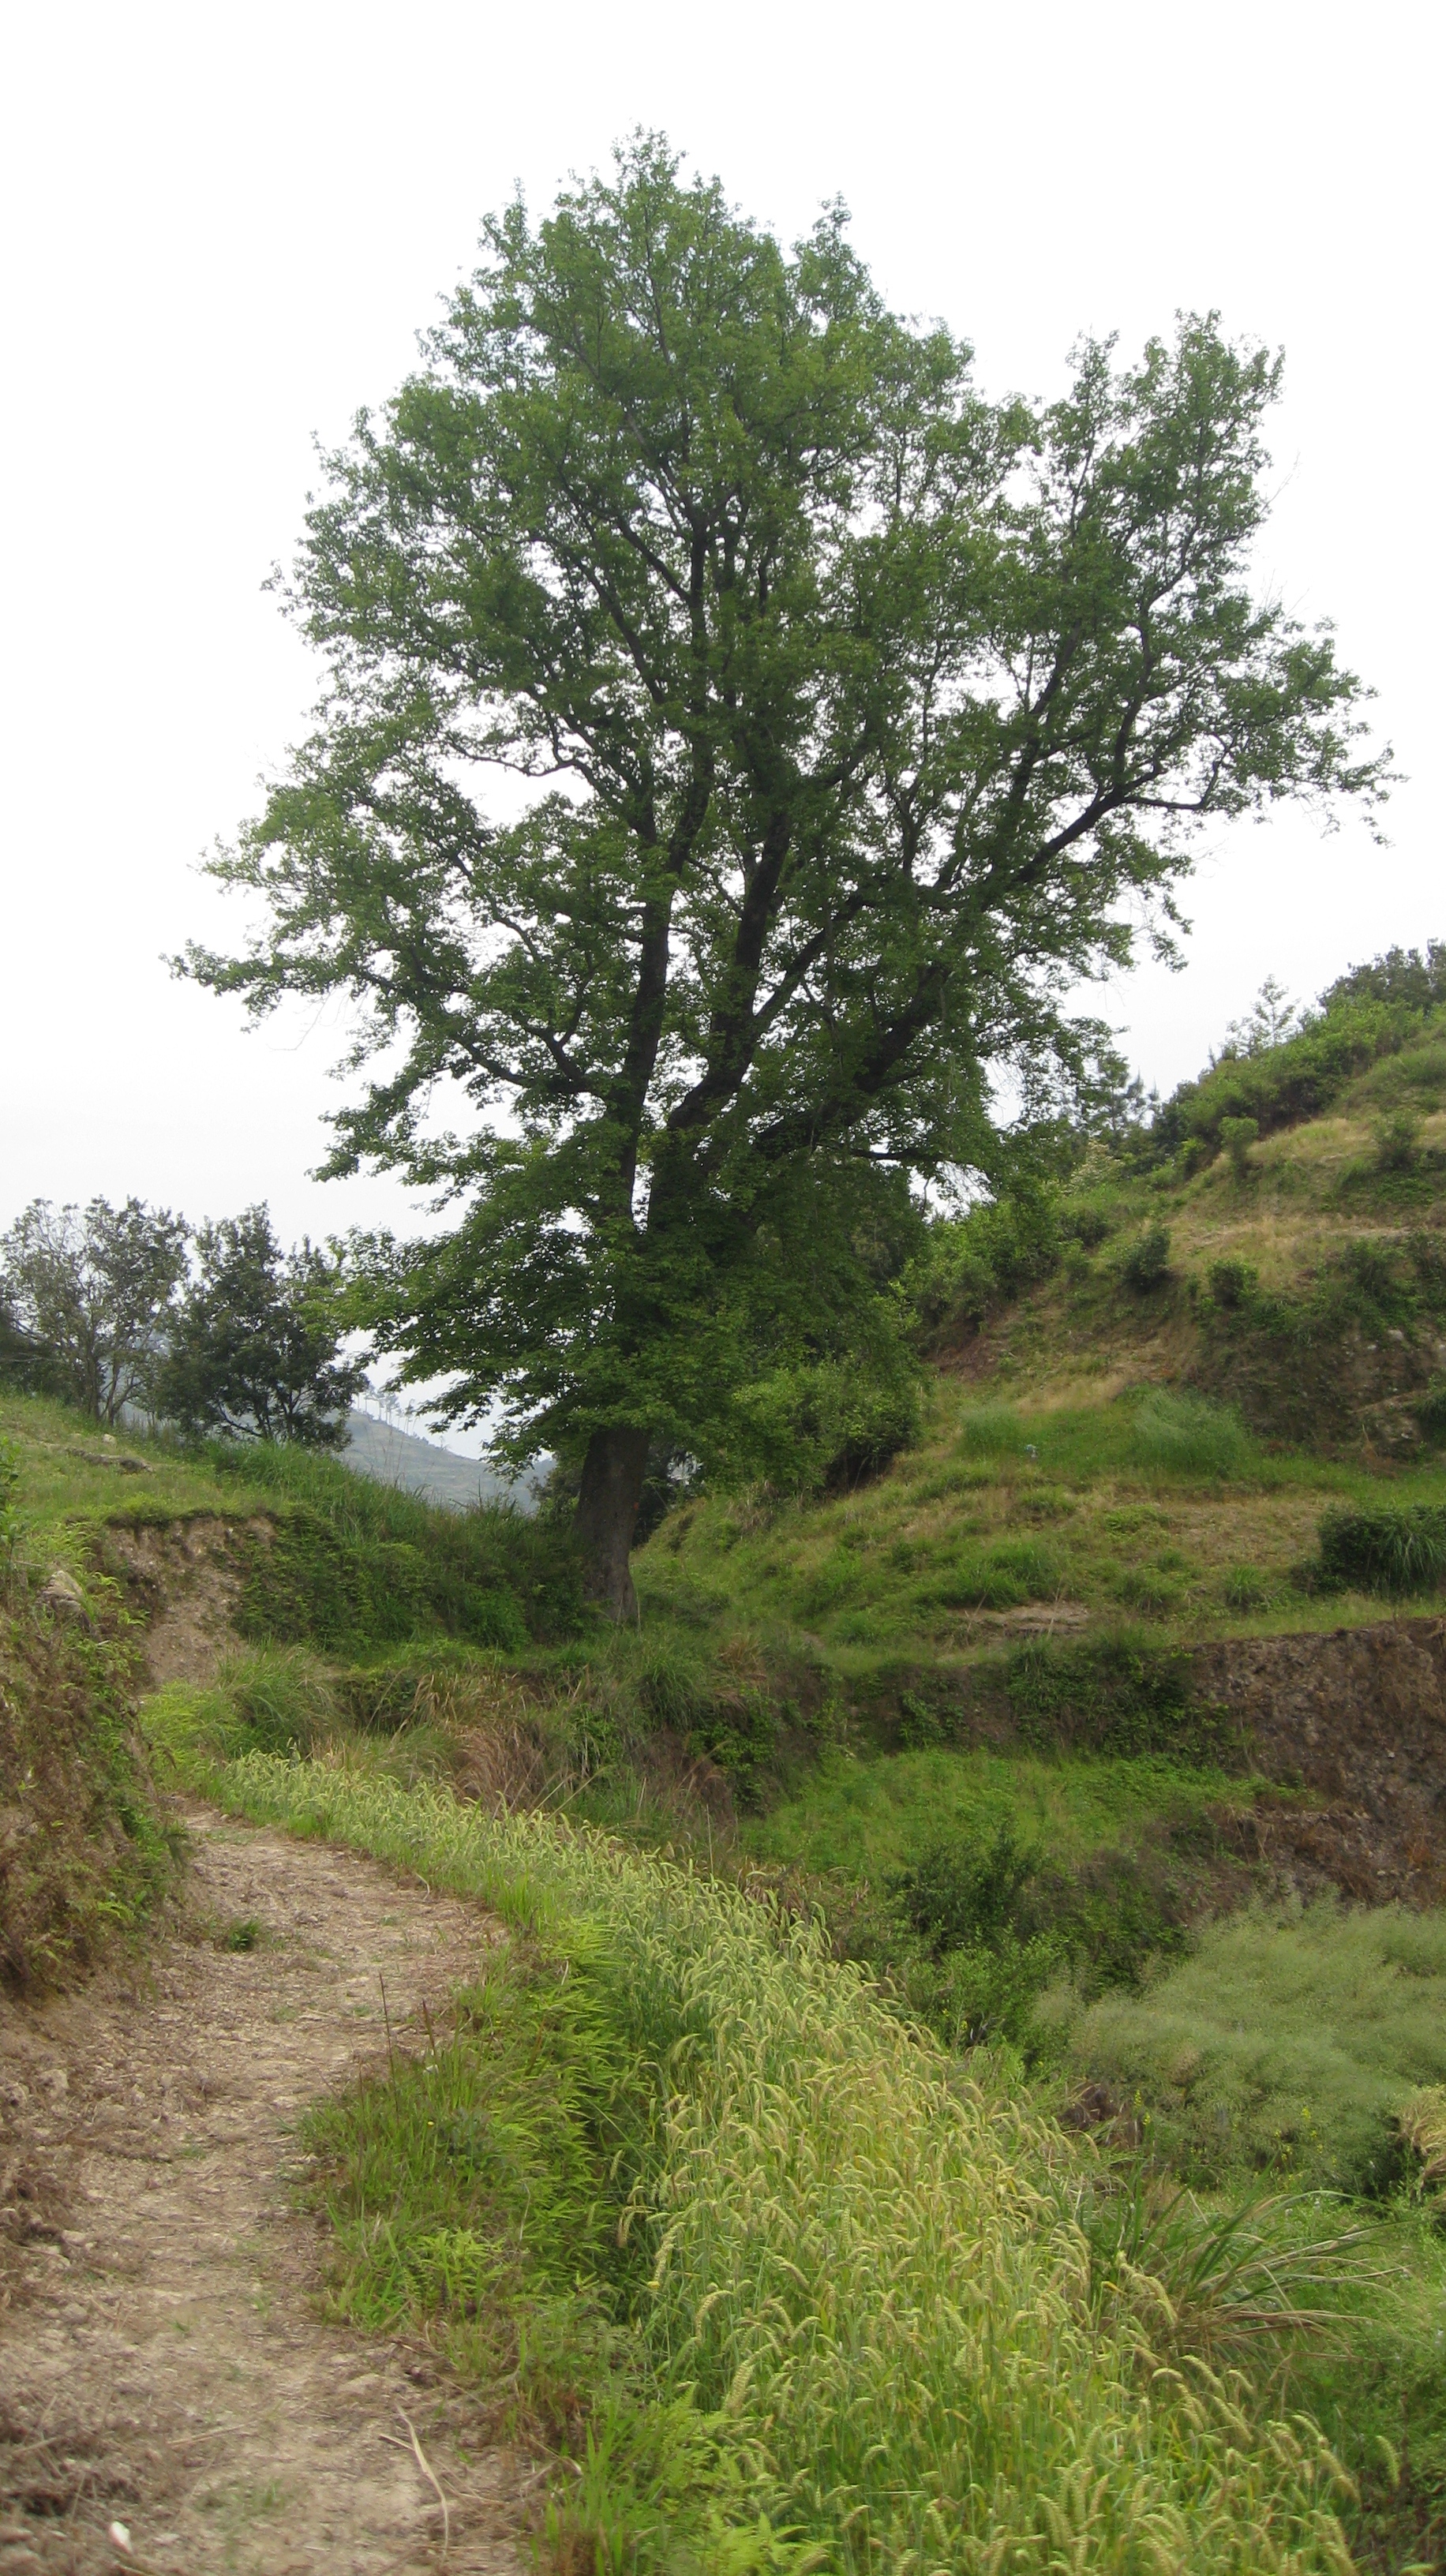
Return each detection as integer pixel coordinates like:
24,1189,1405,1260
0,1807,534,2575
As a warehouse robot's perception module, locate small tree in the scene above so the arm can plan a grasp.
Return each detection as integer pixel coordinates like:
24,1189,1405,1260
153,1206,367,1447
184,139,1388,1614
1219,1115,1259,1180
0,1198,189,1425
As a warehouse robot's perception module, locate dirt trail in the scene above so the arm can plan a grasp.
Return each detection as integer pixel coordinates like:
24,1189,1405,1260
0,1808,534,2575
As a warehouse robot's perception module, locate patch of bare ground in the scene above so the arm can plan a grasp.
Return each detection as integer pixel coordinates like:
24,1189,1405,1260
0,1808,534,2574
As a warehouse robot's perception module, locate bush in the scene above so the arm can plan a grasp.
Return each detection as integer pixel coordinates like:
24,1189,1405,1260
1065,1900,1446,2190
904,1189,1061,1332
1119,1224,1172,1292
1414,1380,1446,1447
1207,1257,1258,1310
1317,1502,1446,1597
1373,1108,1422,1172
1129,1389,1255,1479
1219,1114,1259,1179
733,1357,923,1496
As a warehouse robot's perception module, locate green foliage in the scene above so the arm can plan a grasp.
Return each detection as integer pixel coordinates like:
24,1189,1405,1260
926,1535,1063,1609
302,1951,639,2332
1373,1107,1422,1172
203,1435,578,1642
1129,1389,1256,1479
905,1189,1063,1334
153,1204,367,1447
1219,1113,1259,1178
1119,1223,1172,1291
1077,2172,1367,2361
730,1354,923,1496
1317,1500,1446,1597
1318,938,1446,1017
0,1195,189,1425
210,1648,341,1757
1206,1256,1258,1309
237,1505,532,1653
183,137,1384,1603
1066,1900,1446,2191
1156,994,1416,1157
1005,1634,1240,1766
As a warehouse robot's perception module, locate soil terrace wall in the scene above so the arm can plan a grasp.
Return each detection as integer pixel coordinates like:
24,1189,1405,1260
1190,1616,1446,1904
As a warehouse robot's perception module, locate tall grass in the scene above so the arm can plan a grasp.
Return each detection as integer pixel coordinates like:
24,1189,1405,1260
194,1748,1355,2573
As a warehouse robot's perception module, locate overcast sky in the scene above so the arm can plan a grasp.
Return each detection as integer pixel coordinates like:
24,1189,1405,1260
4,0,1440,1270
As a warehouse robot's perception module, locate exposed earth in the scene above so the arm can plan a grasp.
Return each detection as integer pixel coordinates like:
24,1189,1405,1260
0,1807,531,2575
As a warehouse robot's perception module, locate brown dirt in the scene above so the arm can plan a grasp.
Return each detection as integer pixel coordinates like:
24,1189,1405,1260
0,1807,535,2574
101,1524,267,1689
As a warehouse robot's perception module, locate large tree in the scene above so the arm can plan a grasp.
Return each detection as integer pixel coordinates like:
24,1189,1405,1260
185,138,1387,1614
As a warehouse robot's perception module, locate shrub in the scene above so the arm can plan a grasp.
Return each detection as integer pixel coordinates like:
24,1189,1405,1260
1066,1900,1446,2190
904,1189,1061,1333
1206,1257,1257,1309
1317,1502,1446,1597
733,1357,923,1496
1129,1389,1254,1479
1373,1108,1422,1172
1414,1380,1446,1447
1119,1224,1172,1292
1219,1114,1259,1179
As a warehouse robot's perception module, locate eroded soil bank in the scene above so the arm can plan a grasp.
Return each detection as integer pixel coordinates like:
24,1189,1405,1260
0,1809,530,2575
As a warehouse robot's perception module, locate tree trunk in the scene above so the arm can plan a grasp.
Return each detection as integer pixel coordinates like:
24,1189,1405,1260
575,1425,650,1621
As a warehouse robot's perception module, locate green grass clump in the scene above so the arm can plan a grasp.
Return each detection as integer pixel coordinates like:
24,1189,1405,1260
1064,1900,1446,2192
1317,1501,1446,1598
1129,1391,1257,1481
179,1743,1360,2574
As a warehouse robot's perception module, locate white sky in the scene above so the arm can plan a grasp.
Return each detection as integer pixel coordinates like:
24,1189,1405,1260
3,0,1440,1267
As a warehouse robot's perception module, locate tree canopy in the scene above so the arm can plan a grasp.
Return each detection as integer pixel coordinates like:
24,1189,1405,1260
185,136,1388,1611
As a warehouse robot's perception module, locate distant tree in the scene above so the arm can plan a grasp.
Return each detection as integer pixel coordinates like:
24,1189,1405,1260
183,138,1389,1614
1319,941,1446,1017
0,1198,189,1425
152,1206,367,1447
